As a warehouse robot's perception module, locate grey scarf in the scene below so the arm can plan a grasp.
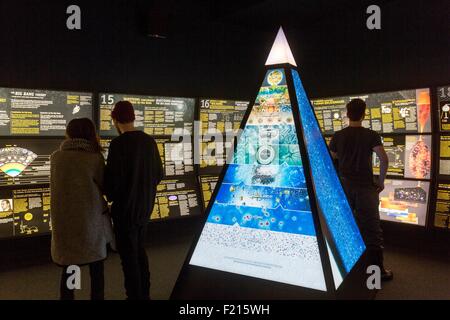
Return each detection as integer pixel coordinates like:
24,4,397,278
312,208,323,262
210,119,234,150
60,138,99,153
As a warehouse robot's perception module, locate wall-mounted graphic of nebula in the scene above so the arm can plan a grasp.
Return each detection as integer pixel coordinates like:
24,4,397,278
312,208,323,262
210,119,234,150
394,186,427,203
408,140,431,179
0,147,37,178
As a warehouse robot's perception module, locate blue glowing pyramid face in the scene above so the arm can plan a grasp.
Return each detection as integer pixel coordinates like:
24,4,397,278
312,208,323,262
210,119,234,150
291,69,366,276
190,69,327,291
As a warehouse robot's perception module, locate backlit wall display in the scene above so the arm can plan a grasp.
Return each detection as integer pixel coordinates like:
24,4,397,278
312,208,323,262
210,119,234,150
403,135,432,180
440,135,450,177
0,139,61,187
434,183,450,229
0,88,92,136
379,179,430,226
373,136,405,177
438,86,450,131
199,99,248,174
372,134,434,180
101,138,193,177
155,137,194,177
312,88,431,135
435,86,450,228
198,175,219,210
150,178,201,220
99,93,195,137
0,187,51,238
190,68,365,291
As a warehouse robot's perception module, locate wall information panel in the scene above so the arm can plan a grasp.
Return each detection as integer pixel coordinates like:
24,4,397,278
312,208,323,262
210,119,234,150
312,88,431,135
438,85,450,131
101,137,193,177
0,87,91,239
379,179,430,225
312,87,433,227
435,86,450,229
198,99,248,175
198,175,219,211
99,93,195,137
372,135,434,180
0,186,51,238
439,135,450,177
0,88,92,136
373,136,405,177
0,137,61,238
150,178,201,220
98,93,199,222
155,137,194,177
434,183,450,229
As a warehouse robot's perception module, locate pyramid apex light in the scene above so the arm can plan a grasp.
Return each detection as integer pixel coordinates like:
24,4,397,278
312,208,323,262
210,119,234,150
265,27,297,67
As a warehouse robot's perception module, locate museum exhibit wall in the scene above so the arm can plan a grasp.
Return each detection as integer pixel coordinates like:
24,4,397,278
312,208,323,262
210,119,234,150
0,1,448,240
0,85,448,240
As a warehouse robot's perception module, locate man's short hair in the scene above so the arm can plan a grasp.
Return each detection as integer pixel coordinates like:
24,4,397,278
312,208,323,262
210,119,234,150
111,100,135,124
346,98,366,121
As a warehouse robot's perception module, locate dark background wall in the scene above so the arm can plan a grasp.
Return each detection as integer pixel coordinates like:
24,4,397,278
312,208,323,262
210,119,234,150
0,0,448,100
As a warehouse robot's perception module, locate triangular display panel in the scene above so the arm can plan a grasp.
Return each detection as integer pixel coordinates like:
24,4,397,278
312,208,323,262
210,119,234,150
190,69,327,291
176,29,369,299
265,27,297,67
291,69,366,287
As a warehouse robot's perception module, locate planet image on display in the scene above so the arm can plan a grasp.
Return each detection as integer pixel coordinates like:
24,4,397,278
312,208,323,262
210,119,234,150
267,70,283,86
0,147,37,178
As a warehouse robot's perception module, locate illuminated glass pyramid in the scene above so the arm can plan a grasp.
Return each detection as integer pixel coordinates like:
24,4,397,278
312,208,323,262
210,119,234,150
0,147,37,178
178,27,366,297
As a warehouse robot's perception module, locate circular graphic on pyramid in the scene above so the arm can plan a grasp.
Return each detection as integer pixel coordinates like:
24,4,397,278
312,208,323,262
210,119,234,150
267,70,283,86
0,147,37,178
257,145,276,165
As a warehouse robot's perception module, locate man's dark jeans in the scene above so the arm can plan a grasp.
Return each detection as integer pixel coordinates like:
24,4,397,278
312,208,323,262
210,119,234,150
114,223,150,300
341,178,385,268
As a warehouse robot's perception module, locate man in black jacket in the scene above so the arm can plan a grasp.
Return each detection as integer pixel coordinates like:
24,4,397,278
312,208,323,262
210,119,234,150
105,100,163,300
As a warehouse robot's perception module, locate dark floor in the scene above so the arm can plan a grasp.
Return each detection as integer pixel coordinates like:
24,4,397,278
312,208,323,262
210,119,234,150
0,219,449,300
376,247,450,299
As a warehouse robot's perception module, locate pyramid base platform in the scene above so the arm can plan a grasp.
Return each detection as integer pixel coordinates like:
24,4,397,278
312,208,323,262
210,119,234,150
171,253,376,300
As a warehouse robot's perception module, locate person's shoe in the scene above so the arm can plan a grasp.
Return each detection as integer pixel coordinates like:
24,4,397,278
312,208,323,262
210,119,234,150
381,268,394,281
